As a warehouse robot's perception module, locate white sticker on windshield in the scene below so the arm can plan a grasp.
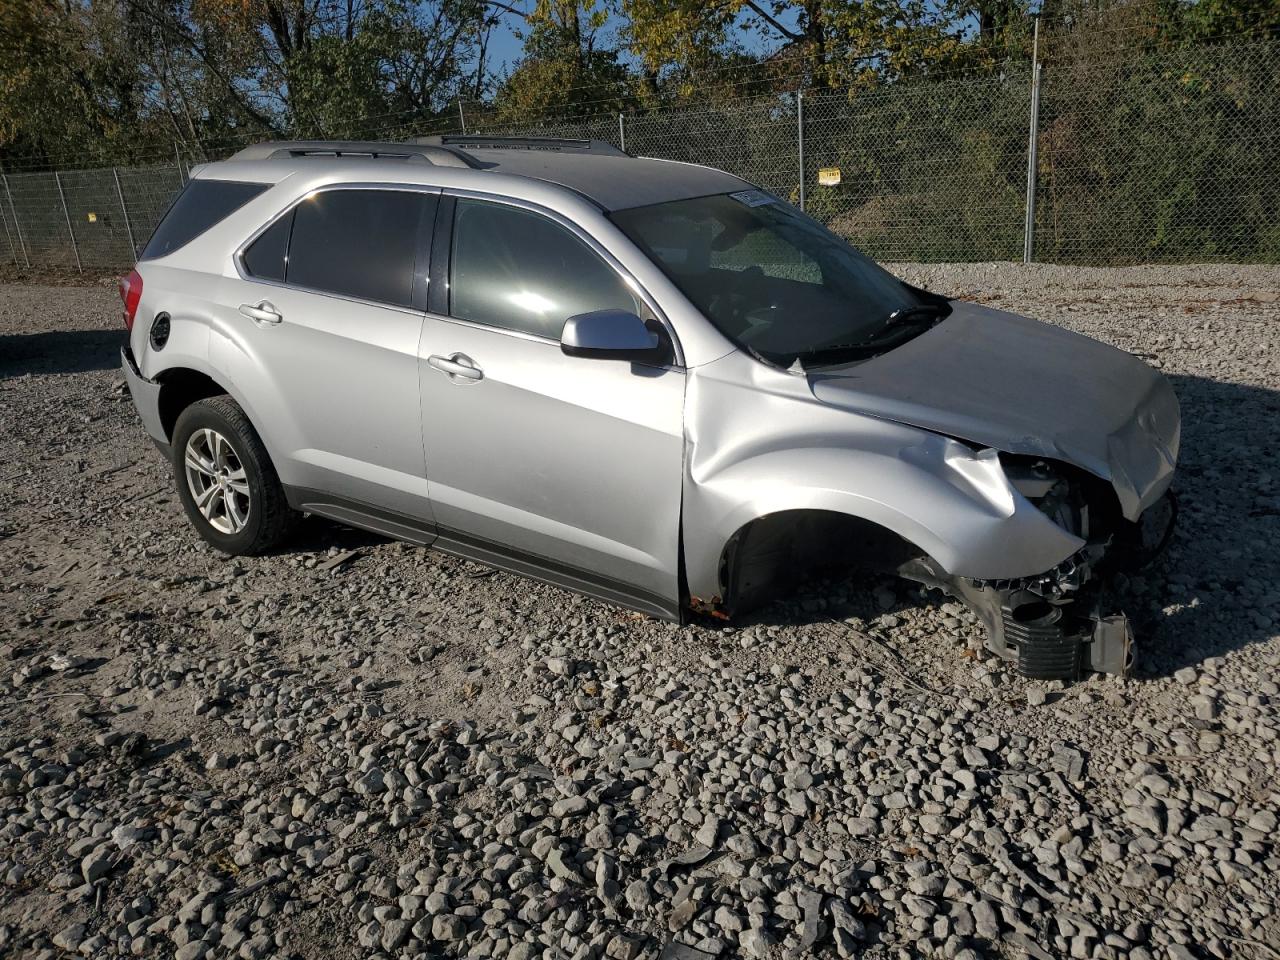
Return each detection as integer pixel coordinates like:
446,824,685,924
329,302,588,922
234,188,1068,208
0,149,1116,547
729,189,775,207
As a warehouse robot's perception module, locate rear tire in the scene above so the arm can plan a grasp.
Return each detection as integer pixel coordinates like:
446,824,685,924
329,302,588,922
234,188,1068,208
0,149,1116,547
171,396,296,555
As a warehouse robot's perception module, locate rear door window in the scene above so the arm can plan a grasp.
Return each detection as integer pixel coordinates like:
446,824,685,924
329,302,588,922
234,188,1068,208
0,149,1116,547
285,189,434,308
141,180,268,259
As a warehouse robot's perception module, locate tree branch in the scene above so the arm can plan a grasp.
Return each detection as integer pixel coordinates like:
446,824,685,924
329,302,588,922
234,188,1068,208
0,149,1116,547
123,0,280,132
742,0,803,41
484,0,529,20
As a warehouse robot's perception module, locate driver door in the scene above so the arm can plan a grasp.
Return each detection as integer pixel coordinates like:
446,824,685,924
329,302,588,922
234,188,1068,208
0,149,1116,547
417,195,685,617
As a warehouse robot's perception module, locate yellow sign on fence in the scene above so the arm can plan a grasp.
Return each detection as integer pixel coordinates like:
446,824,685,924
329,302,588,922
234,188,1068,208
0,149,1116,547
818,167,842,187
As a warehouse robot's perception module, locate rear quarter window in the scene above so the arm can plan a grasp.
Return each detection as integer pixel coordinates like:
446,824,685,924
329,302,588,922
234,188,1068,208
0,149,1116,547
242,211,294,282
140,180,268,260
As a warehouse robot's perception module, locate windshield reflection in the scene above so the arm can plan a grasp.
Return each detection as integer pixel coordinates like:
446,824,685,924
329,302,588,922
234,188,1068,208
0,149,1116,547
612,192,950,367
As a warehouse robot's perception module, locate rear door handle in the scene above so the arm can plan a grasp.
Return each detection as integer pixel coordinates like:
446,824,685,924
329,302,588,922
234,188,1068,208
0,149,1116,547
239,301,282,325
427,353,483,382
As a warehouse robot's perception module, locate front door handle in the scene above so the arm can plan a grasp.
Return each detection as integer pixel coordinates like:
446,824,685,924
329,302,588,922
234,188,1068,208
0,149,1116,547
239,301,282,325
428,353,483,382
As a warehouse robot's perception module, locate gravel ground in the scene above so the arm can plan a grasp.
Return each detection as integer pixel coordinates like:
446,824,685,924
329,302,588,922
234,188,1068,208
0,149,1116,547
1,263,1279,960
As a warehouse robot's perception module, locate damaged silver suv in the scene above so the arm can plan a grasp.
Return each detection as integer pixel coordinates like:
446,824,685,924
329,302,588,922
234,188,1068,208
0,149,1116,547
120,136,1178,680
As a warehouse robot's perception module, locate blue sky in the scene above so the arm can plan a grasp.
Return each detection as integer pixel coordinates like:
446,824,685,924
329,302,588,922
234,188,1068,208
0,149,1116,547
478,3,799,77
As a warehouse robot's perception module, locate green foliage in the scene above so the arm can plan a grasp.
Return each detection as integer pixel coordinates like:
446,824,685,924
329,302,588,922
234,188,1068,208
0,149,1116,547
1156,0,1280,38
285,0,479,138
1,0,1276,264
491,0,633,119
1032,37,1280,263
620,0,966,89
0,0,166,162
1,0,491,165
287,34,395,139
800,75,1031,261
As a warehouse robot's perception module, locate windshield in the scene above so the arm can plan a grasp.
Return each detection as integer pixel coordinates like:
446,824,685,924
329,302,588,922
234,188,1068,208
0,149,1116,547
611,191,948,366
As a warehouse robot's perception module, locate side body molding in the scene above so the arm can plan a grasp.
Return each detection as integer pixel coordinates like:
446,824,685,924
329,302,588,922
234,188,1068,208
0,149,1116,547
680,351,1085,604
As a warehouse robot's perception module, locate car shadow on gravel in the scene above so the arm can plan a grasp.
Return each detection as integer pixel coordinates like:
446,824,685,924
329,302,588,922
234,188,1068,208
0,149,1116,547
1136,373,1280,678
274,516,391,555
0,328,123,376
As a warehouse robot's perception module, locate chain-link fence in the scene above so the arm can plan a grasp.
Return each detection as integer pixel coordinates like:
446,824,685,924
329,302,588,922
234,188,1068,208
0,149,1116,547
2,164,185,271
2,33,1276,271
1033,37,1280,263
800,75,1035,262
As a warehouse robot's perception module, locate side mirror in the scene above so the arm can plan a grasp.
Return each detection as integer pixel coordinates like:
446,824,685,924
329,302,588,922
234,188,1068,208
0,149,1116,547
561,310,667,363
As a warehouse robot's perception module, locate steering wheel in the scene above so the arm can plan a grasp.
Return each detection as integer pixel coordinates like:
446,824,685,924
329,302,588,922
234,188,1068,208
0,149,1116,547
737,306,782,344
706,265,766,336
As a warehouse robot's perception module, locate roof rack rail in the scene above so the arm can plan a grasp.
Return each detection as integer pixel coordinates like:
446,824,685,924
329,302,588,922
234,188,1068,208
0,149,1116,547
227,140,476,168
414,135,627,156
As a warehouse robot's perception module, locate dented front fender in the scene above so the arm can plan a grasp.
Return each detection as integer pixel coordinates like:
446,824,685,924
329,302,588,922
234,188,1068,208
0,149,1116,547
682,351,1085,602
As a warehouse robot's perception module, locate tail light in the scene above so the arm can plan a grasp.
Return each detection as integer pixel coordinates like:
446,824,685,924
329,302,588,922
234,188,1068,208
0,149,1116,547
119,269,143,331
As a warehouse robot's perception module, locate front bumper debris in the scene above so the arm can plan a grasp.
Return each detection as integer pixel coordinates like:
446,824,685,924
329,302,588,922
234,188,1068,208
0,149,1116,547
908,490,1176,680
999,601,1133,679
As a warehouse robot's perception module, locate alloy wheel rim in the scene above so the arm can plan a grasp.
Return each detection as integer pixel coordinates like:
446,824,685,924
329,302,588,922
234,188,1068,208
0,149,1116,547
184,427,250,535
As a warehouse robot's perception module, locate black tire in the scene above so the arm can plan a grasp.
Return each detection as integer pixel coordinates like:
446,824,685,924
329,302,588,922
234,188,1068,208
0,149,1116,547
171,395,297,555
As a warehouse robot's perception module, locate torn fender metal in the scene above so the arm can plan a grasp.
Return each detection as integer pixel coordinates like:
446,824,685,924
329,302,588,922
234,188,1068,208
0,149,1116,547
808,302,1180,521
680,349,1087,603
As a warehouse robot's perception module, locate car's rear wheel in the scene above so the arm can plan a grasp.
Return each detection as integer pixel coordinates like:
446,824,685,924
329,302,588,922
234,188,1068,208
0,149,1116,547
171,396,296,555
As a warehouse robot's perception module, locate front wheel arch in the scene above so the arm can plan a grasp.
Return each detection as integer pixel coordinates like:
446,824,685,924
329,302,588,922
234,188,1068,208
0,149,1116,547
714,509,928,616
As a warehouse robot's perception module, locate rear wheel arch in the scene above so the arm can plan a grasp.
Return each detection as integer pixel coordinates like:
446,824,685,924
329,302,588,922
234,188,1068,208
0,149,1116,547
155,367,234,441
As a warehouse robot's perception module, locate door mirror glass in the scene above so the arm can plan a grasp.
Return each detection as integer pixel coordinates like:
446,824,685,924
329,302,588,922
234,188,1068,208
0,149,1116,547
561,310,665,362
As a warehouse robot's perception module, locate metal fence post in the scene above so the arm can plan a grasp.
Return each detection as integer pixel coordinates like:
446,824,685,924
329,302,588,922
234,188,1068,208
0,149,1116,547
1023,18,1042,264
458,99,468,134
2,173,30,268
0,204,15,267
0,169,18,268
618,112,626,152
113,167,137,259
55,171,83,274
175,142,186,186
796,90,806,211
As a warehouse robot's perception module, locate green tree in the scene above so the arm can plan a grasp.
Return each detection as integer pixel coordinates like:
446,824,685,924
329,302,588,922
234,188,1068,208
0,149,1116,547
0,0,157,163
491,0,631,119
183,0,491,137
620,0,962,89
0,0,494,164
1155,0,1280,38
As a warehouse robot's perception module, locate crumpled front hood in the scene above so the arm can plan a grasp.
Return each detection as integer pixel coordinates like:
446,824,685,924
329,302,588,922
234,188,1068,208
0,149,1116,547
809,302,1180,520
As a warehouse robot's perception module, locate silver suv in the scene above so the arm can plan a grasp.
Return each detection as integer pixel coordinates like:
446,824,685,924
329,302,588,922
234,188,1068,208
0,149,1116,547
121,136,1178,679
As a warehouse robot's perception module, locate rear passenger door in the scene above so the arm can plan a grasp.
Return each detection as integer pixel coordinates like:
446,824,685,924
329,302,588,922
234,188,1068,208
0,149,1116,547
210,185,439,531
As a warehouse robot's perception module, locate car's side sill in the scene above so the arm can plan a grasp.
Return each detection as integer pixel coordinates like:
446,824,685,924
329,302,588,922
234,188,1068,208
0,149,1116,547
283,486,680,623
286,487,437,547
431,525,680,623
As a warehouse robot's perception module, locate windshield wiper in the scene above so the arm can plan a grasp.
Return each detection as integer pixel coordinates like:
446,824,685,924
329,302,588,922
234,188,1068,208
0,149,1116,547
783,302,953,372
882,301,951,330
786,341,885,370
